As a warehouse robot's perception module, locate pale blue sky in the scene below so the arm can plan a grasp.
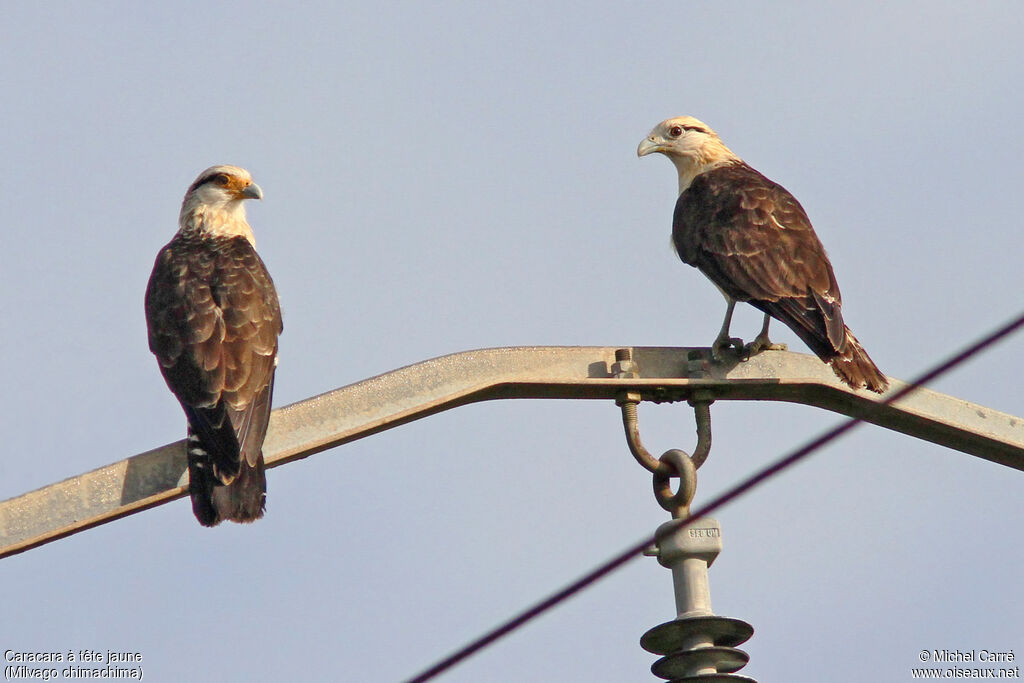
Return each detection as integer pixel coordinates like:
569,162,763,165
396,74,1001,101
1,3,1021,681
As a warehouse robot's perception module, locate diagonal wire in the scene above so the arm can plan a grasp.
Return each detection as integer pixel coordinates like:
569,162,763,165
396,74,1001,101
403,311,1024,683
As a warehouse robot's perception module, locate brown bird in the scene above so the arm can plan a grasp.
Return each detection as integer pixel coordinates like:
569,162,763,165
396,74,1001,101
638,116,887,393
145,165,283,525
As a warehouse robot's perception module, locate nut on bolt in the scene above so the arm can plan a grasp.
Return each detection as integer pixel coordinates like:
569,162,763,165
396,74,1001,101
616,390,642,406
613,348,639,379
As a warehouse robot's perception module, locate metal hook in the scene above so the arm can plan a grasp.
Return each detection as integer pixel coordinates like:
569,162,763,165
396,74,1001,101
616,392,672,475
688,398,713,470
615,391,713,475
613,349,714,517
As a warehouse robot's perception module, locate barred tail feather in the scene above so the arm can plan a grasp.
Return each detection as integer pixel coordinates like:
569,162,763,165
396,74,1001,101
209,455,266,524
188,437,266,527
829,329,888,394
188,454,219,527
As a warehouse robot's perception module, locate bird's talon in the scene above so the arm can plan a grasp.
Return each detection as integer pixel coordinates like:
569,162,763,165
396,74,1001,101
745,337,788,356
711,336,745,362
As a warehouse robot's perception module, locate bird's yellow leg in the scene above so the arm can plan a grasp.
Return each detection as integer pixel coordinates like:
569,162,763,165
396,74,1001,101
745,313,787,356
712,298,745,361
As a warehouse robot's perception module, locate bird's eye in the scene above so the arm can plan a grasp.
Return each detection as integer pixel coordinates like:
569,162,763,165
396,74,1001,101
215,174,229,185
669,125,683,137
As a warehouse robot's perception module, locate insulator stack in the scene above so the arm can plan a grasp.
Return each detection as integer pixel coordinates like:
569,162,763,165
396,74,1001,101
640,517,757,682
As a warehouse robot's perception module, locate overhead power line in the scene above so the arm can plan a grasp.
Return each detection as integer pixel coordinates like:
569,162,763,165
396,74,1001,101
402,311,1024,683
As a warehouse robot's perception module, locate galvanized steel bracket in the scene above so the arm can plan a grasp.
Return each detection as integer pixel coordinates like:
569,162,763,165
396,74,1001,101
2,345,1022,558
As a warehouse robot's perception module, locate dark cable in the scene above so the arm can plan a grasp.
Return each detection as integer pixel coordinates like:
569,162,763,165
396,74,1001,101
404,311,1024,683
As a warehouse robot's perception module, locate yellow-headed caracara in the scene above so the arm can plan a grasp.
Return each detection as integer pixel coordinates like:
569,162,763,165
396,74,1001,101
638,117,887,393
145,165,283,525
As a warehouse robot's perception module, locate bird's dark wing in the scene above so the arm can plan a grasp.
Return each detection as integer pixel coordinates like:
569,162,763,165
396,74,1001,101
673,162,845,356
211,240,281,469
145,234,282,480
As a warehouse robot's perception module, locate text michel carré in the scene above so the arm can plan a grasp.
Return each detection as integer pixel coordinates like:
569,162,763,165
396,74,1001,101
5,651,142,663
932,650,1015,662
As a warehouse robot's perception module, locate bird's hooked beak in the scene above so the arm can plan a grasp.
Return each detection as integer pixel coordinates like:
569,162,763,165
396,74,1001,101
240,182,263,200
637,136,663,158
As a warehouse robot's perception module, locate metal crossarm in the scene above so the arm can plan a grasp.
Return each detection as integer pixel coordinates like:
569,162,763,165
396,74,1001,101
2,346,1021,559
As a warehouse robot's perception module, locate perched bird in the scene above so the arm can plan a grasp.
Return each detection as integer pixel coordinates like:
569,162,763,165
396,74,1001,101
145,165,283,525
638,116,887,393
